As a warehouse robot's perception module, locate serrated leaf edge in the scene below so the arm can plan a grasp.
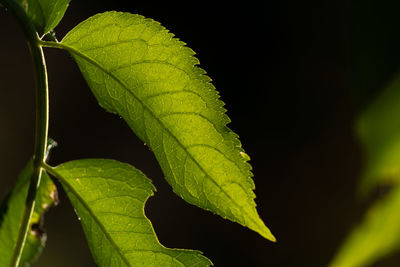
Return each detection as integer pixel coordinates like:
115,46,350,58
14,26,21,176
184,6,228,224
49,39,274,241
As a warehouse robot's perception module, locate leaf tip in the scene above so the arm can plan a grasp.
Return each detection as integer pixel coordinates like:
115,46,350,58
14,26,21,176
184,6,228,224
258,225,277,242
248,214,276,242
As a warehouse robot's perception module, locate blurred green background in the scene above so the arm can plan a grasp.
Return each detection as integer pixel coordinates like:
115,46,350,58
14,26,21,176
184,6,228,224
2,0,400,266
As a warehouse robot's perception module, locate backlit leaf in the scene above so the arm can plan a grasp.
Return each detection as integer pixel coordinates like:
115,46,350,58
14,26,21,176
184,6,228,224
357,74,400,194
52,159,212,267
0,161,57,267
329,186,400,267
330,72,400,267
15,0,70,35
59,11,275,241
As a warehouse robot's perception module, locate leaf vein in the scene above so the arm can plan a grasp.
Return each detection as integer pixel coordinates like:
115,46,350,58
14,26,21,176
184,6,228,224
96,211,144,220
107,60,190,79
87,194,144,205
142,89,207,104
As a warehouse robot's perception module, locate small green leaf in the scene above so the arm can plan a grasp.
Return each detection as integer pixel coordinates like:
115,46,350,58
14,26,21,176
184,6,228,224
15,0,70,35
357,73,400,194
59,11,275,241
0,161,57,267
329,185,400,267
52,159,212,267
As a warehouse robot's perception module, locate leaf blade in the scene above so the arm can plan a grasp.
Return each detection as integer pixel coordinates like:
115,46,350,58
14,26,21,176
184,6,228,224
356,73,400,194
0,161,57,267
330,72,400,267
52,159,212,267
329,186,400,267
60,12,274,241
15,0,70,35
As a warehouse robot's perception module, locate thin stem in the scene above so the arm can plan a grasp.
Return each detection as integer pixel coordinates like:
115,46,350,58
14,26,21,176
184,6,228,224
10,42,49,267
1,1,49,266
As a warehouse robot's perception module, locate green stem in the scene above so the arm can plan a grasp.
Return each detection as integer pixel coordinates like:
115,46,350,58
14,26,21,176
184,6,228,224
1,1,49,266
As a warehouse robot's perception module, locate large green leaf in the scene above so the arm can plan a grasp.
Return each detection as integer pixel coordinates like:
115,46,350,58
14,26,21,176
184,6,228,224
51,159,212,267
329,185,400,267
58,11,274,241
15,0,70,35
357,74,400,194
0,161,57,267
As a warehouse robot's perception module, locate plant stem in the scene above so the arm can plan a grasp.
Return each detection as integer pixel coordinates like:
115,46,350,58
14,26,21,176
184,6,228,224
12,43,49,267
1,0,49,266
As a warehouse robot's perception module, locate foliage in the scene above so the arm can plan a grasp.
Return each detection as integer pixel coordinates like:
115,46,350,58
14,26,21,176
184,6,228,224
14,0,70,36
0,0,274,266
329,74,400,266
59,11,273,240
0,161,56,267
52,159,212,266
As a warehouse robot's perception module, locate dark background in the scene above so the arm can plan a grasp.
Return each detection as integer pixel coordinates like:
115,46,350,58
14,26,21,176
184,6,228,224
1,0,400,266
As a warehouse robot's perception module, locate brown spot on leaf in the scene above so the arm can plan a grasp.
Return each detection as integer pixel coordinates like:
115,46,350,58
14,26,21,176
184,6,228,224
30,223,45,240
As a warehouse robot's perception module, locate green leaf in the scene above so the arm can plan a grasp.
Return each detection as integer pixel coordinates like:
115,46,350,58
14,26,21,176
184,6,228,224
51,159,212,267
15,0,70,35
331,72,400,267
0,161,57,267
329,73,400,267
329,185,400,267
357,73,400,194
59,11,275,241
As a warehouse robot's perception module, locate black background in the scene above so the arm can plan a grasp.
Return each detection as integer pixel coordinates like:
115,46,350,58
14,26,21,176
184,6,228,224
1,1,400,266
